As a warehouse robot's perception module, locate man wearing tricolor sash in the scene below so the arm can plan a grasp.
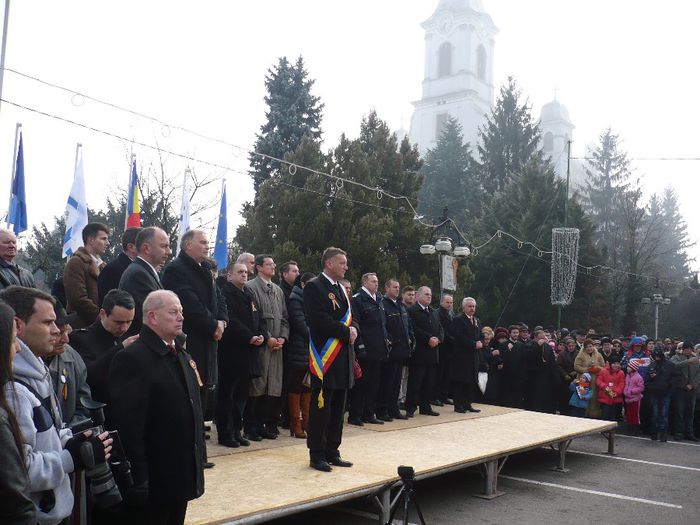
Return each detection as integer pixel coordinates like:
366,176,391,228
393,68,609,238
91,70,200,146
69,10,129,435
303,247,358,472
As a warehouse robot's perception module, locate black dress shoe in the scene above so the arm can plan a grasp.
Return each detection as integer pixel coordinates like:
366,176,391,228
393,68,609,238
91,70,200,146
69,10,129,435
310,459,332,472
244,431,263,442
391,413,409,420
419,409,440,416
327,457,353,467
431,399,444,407
454,407,467,414
441,398,454,405
203,462,215,469
377,414,394,422
405,410,415,418
466,406,481,413
218,437,240,448
234,432,250,446
363,416,384,425
260,429,278,440
348,417,365,426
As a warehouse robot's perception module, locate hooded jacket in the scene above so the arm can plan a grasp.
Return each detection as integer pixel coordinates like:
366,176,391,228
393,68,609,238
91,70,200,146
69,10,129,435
7,340,74,525
623,370,645,403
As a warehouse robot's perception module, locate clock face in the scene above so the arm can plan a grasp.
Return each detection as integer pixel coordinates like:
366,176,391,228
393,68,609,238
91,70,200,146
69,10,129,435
438,13,453,35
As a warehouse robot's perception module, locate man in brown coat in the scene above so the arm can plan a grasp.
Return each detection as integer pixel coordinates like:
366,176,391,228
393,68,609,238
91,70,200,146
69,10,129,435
63,222,110,328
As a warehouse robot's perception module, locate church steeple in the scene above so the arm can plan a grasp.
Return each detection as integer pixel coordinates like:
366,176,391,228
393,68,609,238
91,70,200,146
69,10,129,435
409,0,498,154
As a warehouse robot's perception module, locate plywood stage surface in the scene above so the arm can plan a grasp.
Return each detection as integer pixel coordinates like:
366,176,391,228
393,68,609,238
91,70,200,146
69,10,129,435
185,405,615,525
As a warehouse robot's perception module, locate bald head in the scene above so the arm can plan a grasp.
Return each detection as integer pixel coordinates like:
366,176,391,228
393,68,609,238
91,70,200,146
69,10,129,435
143,290,183,342
416,286,432,307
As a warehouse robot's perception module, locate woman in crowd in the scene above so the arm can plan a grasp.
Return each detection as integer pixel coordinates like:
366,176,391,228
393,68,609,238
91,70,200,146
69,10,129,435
0,300,36,524
596,355,625,421
285,272,315,438
574,339,605,418
556,338,579,415
481,327,506,405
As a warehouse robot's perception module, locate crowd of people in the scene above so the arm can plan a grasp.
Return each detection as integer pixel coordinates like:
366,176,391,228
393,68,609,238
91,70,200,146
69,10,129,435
0,224,698,525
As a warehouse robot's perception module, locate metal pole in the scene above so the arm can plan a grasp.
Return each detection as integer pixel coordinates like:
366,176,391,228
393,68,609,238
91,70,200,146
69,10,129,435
0,0,11,113
654,303,659,340
556,140,572,331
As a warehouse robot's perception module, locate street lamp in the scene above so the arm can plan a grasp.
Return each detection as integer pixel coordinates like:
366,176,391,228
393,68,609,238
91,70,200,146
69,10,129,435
419,208,470,294
640,293,671,340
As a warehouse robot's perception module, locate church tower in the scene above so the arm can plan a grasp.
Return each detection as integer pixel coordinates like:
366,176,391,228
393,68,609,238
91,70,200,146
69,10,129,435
539,98,575,180
409,0,498,154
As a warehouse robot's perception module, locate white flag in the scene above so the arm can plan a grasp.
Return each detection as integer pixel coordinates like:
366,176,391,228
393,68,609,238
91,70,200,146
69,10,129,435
176,169,191,255
62,148,88,258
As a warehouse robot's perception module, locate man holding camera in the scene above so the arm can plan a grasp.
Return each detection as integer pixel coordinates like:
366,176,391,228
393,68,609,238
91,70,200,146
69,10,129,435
109,290,205,524
0,286,112,525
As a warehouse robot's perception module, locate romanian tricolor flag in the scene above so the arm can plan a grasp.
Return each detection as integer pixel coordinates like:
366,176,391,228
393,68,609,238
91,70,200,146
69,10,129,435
125,159,141,228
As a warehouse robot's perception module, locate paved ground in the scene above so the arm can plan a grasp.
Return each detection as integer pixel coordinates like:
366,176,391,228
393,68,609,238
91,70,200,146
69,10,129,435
266,431,700,525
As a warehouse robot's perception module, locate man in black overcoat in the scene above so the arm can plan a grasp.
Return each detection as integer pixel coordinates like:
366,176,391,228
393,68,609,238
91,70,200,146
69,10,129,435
119,227,171,337
435,293,455,405
406,286,444,417
97,226,141,305
500,325,527,408
108,290,204,525
216,262,267,448
349,272,389,426
448,297,483,413
304,247,359,472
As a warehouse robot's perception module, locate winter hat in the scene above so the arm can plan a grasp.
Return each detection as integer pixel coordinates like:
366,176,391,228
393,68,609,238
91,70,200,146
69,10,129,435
581,373,591,382
608,355,620,364
681,341,694,350
627,361,639,372
494,327,509,340
630,336,645,347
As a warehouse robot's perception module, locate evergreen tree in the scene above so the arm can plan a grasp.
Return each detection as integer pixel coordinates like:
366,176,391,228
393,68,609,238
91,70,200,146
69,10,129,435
418,117,480,228
657,186,693,282
249,56,324,193
473,77,543,197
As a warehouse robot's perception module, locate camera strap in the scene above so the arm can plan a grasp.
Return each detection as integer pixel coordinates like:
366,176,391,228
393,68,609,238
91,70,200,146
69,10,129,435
13,378,62,436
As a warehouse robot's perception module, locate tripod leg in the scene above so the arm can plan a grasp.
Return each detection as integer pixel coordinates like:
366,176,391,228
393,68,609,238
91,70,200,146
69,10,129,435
385,486,403,525
412,492,427,525
403,490,410,525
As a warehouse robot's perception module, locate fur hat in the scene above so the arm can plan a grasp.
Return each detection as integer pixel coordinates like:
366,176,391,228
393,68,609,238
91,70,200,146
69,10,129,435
494,327,509,340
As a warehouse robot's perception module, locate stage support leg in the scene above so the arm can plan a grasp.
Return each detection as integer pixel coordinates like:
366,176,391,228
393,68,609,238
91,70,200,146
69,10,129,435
549,439,572,473
373,486,391,524
602,429,617,456
473,456,507,499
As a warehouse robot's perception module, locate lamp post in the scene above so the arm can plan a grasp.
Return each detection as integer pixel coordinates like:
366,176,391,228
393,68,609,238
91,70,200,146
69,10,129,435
641,293,671,340
419,208,471,295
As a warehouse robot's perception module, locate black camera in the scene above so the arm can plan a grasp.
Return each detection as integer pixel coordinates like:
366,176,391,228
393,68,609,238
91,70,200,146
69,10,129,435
71,398,133,509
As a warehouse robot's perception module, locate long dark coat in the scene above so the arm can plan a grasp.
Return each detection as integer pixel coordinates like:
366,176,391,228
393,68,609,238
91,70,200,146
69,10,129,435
286,285,310,371
162,252,228,385
303,274,357,390
351,289,389,361
108,326,204,505
118,256,163,337
407,304,444,366
97,251,132,306
449,314,483,384
381,297,413,360
218,282,267,381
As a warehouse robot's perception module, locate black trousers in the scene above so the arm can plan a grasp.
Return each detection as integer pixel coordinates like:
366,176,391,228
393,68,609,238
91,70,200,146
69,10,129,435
435,349,452,400
376,359,404,417
452,381,474,409
406,364,436,412
215,374,250,439
124,501,187,525
307,383,347,462
245,394,281,432
349,358,382,420
502,382,525,409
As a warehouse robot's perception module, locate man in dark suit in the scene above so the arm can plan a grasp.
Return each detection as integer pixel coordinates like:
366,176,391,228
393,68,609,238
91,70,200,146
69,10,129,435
406,286,444,417
97,226,141,305
304,247,358,472
217,262,267,448
448,297,483,413
162,229,228,468
435,293,455,406
119,227,171,337
69,289,138,425
109,290,204,525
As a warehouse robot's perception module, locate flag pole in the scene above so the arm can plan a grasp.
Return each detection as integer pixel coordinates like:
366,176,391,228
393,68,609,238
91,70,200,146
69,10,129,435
6,121,20,227
125,153,135,228
73,142,82,191
0,0,11,113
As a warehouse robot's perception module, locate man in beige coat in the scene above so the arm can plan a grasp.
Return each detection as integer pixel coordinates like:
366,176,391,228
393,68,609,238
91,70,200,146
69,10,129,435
63,222,110,328
244,254,289,440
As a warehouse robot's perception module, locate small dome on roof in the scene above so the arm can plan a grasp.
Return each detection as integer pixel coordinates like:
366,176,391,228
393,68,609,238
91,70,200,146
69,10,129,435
540,99,573,125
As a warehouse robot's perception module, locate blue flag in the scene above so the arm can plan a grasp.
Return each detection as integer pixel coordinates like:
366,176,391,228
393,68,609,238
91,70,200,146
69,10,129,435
8,133,28,235
213,181,227,272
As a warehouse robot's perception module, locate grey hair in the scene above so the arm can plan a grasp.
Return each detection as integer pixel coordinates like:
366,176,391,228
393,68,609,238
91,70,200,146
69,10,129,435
461,297,476,308
142,290,179,322
236,252,255,262
0,228,15,238
180,229,205,249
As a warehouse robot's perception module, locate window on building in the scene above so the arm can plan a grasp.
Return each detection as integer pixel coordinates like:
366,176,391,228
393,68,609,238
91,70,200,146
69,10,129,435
543,132,553,152
476,45,486,80
438,43,452,78
435,113,449,139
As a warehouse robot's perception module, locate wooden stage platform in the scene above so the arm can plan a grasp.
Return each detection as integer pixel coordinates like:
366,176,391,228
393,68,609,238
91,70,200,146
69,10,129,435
185,405,617,525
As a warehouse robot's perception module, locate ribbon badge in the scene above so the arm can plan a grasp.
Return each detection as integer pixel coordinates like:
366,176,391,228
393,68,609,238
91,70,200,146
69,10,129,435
329,292,340,311
189,359,204,387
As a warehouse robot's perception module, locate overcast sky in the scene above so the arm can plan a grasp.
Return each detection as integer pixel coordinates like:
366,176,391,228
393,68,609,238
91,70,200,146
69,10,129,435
1,0,698,272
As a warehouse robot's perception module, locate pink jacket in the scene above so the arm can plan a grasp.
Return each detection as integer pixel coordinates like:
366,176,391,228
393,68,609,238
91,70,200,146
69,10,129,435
623,371,644,402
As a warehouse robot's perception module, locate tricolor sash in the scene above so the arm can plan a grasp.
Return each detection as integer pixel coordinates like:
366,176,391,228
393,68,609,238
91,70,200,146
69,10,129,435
309,286,352,408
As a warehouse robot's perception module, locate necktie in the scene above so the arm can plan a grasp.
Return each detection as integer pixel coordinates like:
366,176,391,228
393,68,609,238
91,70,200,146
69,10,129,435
267,282,272,294
167,343,177,356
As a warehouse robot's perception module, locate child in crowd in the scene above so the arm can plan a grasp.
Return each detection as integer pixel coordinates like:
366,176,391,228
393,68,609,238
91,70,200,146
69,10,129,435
569,373,593,418
623,360,645,435
597,356,625,421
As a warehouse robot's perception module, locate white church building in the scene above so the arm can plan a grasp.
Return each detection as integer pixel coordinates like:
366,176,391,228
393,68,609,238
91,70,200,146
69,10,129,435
409,0,575,181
